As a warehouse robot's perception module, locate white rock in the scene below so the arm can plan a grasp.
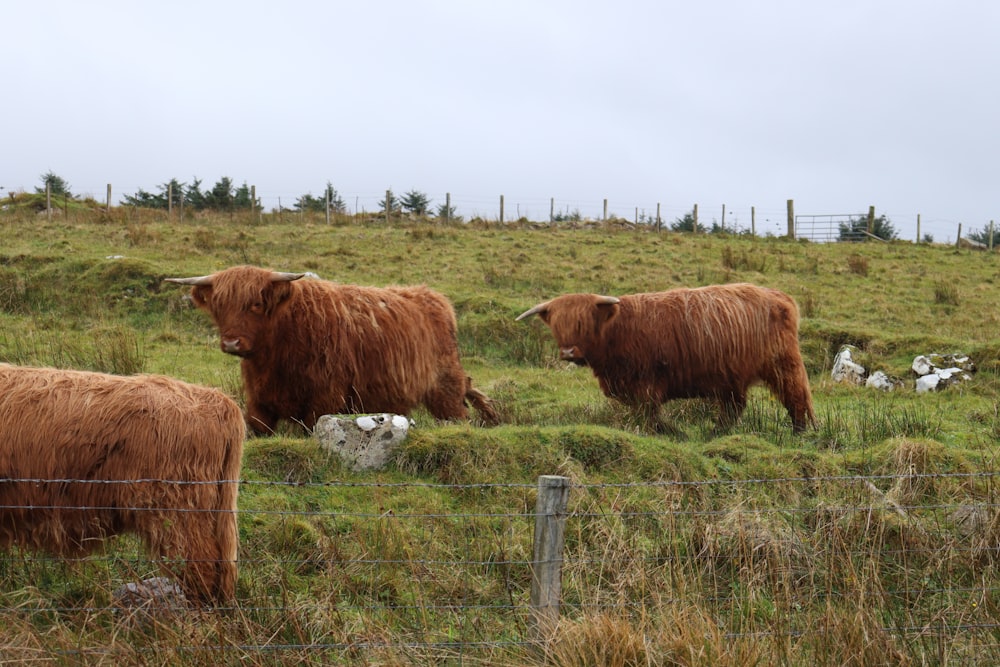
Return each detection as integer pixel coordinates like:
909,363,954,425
915,374,940,393
832,345,867,385
912,355,933,376
866,370,901,391
356,415,381,431
314,413,412,471
113,577,187,610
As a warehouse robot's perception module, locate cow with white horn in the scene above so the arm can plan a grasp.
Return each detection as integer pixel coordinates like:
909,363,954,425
516,283,816,433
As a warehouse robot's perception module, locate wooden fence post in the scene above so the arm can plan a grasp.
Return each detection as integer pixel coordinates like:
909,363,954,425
656,202,661,231
445,192,451,224
530,474,571,643
603,198,608,222
550,197,554,225
46,182,52,221
917,214,921,243
956,223,963,248
167,182,173,218
867,206,875,238
693,203,699,233
786,199,794,238
106,184,112,213
751,206,756,237
989,220,995,251
499,194,504,224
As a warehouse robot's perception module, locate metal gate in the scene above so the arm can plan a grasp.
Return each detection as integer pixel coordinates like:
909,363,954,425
794,214,865,242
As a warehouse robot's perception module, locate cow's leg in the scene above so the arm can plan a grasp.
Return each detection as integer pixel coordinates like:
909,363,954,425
245,399,279,435
716,389,747,432
769,356,816,433
143,506,232,605
423,365,471,421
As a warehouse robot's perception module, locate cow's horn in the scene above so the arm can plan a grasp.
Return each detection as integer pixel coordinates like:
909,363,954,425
594,295,621,305
515,300,552,321
269,271,306,282
163,275,215,286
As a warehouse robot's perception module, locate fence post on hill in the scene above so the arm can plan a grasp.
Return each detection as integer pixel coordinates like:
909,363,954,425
603,198,608,221
530,474,571,643
106,184,112,213
752,206,756,237
445,192,451,224
656,202,662,231
786,199,794,238
867,206,875,237
693,203,699,233
989,221,995,251
46,183,51,221
499,195,504,224
917,214,921,243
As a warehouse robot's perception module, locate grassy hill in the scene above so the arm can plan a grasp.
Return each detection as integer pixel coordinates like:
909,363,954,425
1,208,999,664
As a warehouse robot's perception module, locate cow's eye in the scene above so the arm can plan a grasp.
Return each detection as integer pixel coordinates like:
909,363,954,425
250,302,264,314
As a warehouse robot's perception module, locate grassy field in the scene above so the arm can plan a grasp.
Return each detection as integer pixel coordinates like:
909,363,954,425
1,208,1000,664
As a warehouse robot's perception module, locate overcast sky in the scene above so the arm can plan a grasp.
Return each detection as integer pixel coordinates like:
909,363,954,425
5,1,998,241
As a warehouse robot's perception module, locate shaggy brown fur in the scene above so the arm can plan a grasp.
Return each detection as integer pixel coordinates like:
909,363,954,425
0,364,244,603
170,265,498,434
517,283,816,432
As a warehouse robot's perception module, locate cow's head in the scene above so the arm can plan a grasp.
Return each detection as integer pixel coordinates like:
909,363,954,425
516,293,620,365
165,266,305,357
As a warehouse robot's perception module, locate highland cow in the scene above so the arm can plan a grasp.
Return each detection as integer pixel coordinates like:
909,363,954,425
0,364,245,603
165,265,498,434
516,283,816,432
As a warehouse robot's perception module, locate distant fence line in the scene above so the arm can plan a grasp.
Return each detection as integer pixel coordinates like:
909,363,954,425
3,471,1000,660
23,184,995,246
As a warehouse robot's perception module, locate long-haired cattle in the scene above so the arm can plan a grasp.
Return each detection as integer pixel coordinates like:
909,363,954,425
165,265,498,434
516,283,816,432
0,364,245,604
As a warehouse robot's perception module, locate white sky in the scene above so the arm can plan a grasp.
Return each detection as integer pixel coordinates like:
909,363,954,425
4,1,998,241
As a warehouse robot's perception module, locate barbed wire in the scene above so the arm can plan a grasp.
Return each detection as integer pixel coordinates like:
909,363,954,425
2,468,998,489
2,471,999,660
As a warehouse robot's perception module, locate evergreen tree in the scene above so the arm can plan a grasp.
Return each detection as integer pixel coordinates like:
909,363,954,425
670,210,706,233
838,213,898,241
36,171,72,197
205,177,235,211
121,187,163,208
324,182,346,214
379,189,402,216
232,181,255,209
400,189,432,216
436,201,462,222
185,178,206,210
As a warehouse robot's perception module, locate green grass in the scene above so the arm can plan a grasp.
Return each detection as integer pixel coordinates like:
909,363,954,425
3,209,1000,663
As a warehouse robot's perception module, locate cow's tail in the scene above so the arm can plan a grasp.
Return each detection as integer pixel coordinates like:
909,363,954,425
214,411,246,602
465,377,500,426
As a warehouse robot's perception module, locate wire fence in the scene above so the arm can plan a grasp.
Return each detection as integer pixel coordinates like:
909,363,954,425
3,471,1000,663
9,180,988,246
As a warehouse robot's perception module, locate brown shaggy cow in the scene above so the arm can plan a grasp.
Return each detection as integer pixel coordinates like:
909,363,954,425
165,265,498,434
0,364,244,603
516,283,816,433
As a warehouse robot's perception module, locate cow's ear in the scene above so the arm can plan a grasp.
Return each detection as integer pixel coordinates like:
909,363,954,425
267,281,295,308
189,285,211,309
594,301,620,329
